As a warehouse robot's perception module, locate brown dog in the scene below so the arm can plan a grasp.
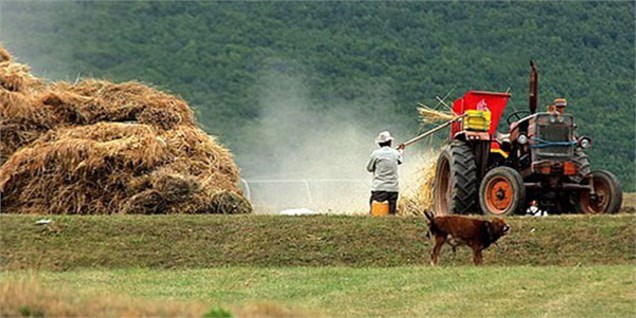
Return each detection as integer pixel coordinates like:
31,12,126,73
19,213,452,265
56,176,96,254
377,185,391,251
424,211,510,266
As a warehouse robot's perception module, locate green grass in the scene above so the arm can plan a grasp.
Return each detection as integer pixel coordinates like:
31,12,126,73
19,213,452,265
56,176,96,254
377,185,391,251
4,265,635,318
2,214,634,270
2,213,634,316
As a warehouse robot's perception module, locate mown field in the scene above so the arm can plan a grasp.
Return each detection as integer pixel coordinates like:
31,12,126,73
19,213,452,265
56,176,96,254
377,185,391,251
1,213,634,269
1,207,635,317
3,265,634,318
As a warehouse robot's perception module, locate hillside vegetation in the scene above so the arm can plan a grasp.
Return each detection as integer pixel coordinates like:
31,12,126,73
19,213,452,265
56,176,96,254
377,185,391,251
1,1,634,189
2,214,633,270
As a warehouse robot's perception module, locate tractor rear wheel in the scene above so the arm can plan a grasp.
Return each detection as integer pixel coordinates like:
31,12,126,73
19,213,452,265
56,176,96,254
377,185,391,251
433,140,478,214
575,170,622,214
479,166,526,216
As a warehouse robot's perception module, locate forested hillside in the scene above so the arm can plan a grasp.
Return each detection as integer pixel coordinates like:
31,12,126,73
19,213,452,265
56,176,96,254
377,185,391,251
1,1,634,190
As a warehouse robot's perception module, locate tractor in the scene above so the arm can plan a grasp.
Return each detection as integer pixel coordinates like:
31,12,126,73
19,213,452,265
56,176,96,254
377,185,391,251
433,62,622,215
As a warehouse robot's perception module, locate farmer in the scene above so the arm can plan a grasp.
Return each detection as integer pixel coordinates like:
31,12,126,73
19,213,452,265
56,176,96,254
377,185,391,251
366,131,404,215
554,98,567,114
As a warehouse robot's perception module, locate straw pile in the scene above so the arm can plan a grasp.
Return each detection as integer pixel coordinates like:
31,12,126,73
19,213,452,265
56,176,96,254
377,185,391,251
0,46,251,214
398,160,436,216
397,103,455,215
417,103,456,124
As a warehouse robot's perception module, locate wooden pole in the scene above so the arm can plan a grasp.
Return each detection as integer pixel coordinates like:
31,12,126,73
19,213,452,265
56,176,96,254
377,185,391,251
401,115,465,147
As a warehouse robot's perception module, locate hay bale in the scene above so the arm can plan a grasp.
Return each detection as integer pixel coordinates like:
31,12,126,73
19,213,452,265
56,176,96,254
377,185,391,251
0,123,250,214
0,124,171,214
0,123,47,164
137,107,183,130
121,190,167,215
0,91,56,127
0,46,197,158
189,189,252,214
0,91,59,162
162,126,240,182
0,46,250,215
150,171,200,203
46,79,196,129
398,158,437,216
418,162,436,209
39,91,110,125
0,50,55,159
0,61,44,93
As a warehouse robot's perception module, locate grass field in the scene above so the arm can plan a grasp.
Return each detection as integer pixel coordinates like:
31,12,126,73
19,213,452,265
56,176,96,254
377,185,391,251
1,214,634,269
1,210,635,317
2,266,634,317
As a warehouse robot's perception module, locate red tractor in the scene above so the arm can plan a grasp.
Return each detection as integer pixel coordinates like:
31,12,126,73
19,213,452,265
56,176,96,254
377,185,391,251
433,62,622,215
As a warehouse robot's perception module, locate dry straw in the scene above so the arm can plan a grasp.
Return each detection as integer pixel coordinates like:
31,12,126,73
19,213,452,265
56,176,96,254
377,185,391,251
0,122,250,215
417,102,457,124
43,79,196,129
0,45,11,62
0,45,251,214
398,159,437,216
397,103,455,215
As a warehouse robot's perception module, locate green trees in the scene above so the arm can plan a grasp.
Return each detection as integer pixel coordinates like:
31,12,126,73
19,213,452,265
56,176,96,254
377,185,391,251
1,1,633,190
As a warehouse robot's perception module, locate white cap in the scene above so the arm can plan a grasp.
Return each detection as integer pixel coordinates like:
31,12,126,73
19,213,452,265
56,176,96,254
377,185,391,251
375,131,393,144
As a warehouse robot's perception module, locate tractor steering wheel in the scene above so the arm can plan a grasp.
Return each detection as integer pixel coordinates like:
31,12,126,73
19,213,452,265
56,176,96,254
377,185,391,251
506,110,531,125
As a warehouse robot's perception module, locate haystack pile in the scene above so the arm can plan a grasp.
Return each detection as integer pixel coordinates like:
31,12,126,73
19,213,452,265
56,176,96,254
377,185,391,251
0,46,251,214
398,160,436,216
397,103,450,216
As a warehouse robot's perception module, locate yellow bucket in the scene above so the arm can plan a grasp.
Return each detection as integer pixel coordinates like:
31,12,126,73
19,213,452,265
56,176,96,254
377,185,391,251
371,201,389,216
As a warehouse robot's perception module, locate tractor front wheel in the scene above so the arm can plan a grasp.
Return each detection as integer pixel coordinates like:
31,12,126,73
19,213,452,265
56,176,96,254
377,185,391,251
571,149,591,184
575,170,622,214
479,167,526,216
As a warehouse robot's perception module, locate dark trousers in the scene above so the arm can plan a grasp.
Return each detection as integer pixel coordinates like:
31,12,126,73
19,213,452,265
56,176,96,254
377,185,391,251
370,191,399,215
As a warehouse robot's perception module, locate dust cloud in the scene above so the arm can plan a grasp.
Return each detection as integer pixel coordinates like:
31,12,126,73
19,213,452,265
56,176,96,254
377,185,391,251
237,73,438,214
0,2,71,80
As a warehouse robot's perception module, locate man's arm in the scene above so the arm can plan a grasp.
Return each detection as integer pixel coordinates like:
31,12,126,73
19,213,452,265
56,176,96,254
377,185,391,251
366,153,376,172
397,144,405,165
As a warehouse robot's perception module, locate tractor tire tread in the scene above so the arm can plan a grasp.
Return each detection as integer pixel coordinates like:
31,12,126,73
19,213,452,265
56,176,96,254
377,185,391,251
447,140,478,213
571,149,591,184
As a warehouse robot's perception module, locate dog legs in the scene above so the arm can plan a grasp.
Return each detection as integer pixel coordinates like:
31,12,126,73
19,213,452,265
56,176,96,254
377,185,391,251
471,243,483,266
430,235,446,266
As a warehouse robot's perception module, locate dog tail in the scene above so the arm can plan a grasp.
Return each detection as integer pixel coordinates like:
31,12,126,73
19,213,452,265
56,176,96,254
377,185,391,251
423,210,435,239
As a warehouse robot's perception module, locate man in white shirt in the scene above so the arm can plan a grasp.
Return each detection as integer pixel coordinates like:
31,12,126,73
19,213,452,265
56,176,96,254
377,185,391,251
366,131,404,215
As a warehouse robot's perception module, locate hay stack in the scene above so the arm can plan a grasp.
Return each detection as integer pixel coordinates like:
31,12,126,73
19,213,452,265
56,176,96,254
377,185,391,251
43,79,196,129
398,161,437,216
0,61,45,93
0,51,51,162
0,46,250,214
0,118,249,216
1,69,197,161
398,104,452,215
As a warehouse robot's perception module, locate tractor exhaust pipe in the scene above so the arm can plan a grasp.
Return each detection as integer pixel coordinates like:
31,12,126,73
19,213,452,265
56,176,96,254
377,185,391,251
529,61,538,114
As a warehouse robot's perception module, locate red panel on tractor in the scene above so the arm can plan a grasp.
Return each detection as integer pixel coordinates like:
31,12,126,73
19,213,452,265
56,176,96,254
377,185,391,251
451,90,511,137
